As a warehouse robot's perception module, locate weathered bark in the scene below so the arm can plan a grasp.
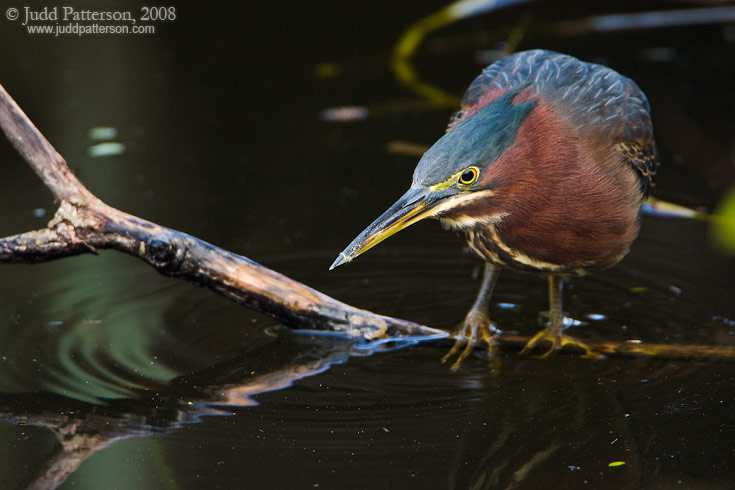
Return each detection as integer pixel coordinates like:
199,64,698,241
0,82,446,342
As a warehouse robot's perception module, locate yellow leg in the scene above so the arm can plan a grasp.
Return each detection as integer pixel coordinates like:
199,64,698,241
442,263,500,370
520,275,600,358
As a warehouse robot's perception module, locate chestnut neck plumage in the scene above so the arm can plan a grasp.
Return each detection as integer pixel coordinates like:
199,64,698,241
437,89,644,275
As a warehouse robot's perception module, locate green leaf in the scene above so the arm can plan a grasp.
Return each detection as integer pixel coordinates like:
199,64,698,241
711,187,735,255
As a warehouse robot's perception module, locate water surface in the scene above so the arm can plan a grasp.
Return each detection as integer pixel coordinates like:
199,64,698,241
0,1,734,489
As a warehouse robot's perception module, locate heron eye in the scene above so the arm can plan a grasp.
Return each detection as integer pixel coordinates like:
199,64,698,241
458,167,479,185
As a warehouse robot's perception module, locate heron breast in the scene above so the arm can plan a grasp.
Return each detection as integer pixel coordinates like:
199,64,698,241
464,227,592,275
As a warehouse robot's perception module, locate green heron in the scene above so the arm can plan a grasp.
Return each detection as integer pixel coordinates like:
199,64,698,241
331,50,659,368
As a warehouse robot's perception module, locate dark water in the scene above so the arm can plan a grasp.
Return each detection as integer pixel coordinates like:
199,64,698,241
1,1,734,489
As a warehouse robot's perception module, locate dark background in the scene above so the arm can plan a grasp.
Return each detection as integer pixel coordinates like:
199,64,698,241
0,1,734,489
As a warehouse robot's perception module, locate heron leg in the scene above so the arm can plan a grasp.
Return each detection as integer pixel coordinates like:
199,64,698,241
442,263,501,370
520,275,600,358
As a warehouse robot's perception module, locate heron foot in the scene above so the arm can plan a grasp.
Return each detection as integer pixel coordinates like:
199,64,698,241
519,327,601,359
441,310,500,371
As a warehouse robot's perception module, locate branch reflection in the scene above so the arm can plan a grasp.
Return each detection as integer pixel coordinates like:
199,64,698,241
1,328,425,490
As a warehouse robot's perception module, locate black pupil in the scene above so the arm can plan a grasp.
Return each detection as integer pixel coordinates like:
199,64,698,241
461,169,475,183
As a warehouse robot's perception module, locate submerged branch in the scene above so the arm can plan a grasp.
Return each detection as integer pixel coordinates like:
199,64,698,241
0,82,445,342
490,335,735,362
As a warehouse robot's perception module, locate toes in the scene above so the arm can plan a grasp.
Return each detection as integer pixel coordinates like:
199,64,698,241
442,319,497,369
519,332,544,355
521,332,601,359
536,344,558,359
566,341,604,359
449,341,474,372
441,338,466,364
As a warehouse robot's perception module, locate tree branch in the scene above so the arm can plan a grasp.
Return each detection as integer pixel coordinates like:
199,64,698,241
3,82,733,363
0,82,446,342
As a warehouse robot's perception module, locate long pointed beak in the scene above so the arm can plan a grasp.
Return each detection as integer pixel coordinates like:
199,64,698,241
330,184,441,270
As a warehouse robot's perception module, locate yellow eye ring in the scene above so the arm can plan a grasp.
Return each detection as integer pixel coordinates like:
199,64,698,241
458,166,479,186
